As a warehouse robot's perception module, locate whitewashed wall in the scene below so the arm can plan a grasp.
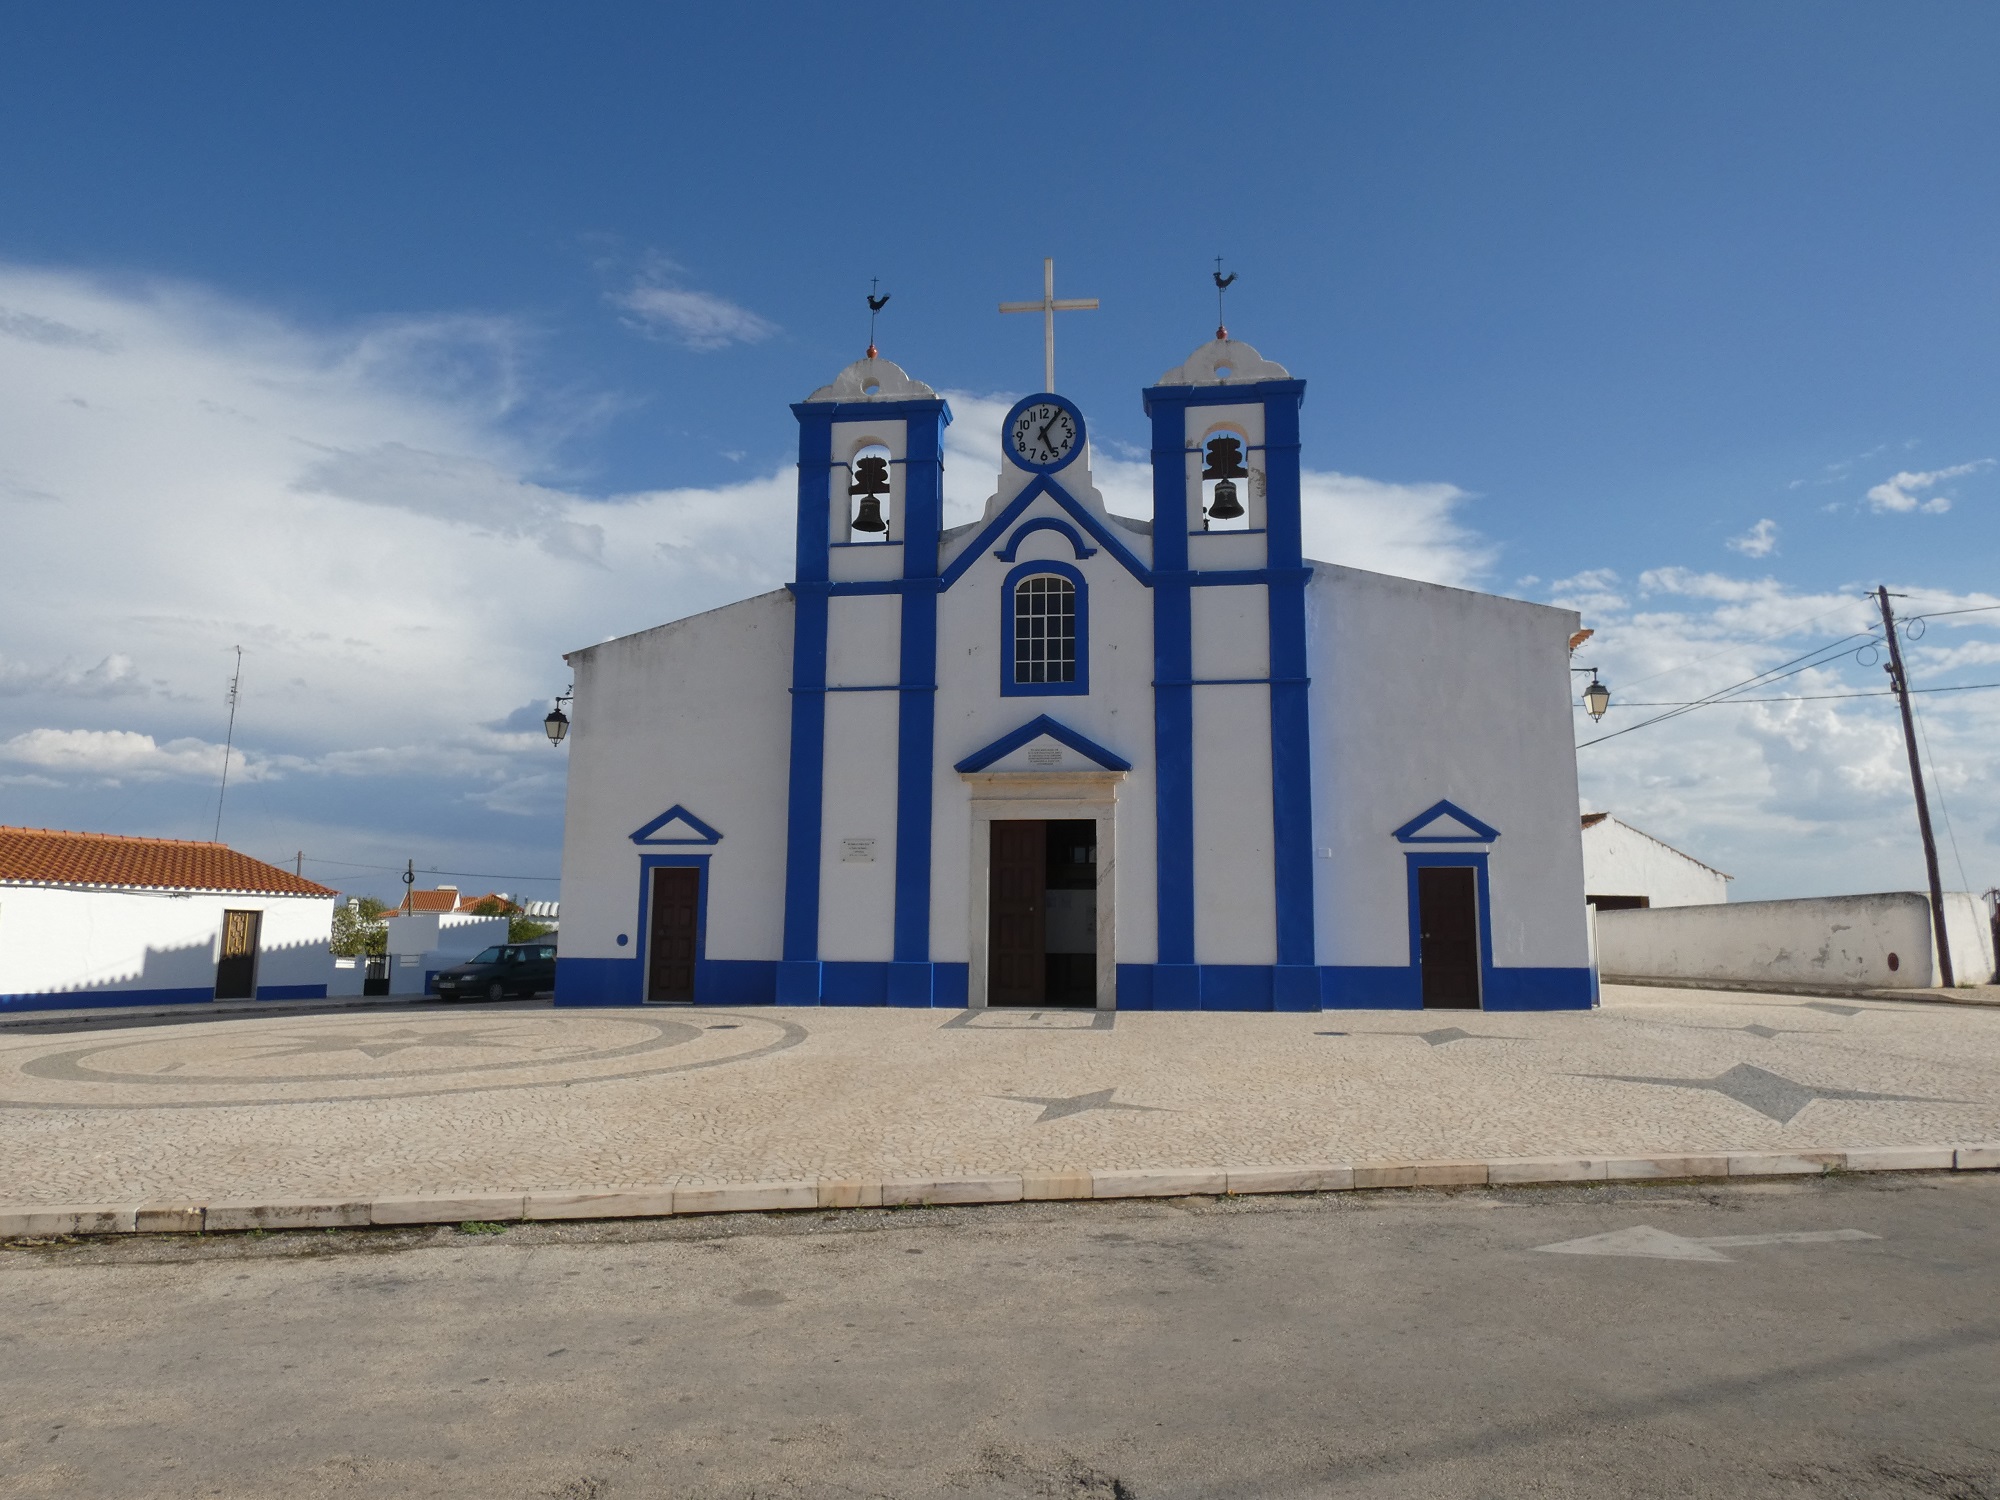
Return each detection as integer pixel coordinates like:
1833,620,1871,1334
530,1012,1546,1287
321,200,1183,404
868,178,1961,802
1306,564,1590,969
559,590,795,965
1598,891,1997,989
0,886,334,1002
1582,817,1729,906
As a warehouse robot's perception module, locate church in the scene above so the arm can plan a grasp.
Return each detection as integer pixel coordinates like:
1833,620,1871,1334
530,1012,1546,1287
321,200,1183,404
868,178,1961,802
554,292,1594,1012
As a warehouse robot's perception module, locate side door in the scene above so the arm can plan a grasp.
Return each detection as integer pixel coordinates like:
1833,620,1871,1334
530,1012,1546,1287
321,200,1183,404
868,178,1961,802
215,909,262,1000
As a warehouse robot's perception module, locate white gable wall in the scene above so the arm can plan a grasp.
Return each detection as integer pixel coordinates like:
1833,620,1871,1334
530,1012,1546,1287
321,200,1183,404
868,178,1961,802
559,590,793,968
1307,563,1589,970
1581,817,1729,906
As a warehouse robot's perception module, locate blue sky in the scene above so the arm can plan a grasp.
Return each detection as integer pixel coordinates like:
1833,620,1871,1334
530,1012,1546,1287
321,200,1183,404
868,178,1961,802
2,2,1996,906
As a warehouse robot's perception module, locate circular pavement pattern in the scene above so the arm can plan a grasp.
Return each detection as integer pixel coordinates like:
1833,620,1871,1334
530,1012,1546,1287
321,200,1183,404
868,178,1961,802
0,1010,806,1110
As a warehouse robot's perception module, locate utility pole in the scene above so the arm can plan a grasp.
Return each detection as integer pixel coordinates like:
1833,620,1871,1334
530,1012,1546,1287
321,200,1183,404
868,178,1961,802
1876,586,1954,987
213,646,242,843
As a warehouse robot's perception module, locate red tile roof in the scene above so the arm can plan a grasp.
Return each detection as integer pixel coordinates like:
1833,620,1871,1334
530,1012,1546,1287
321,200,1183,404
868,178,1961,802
0,826,337,896
392,889,463,914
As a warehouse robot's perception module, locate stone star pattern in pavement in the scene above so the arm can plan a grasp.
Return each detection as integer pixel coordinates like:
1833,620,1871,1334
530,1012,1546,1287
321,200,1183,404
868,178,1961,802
1325,1026,1520,1047
1581,1062,1965,1124
247,1027,543,1062
997,1088,1167,1123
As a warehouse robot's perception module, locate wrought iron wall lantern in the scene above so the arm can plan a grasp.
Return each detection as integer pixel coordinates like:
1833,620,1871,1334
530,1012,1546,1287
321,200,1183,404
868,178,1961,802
544,686,574,746
1571,666,1611,721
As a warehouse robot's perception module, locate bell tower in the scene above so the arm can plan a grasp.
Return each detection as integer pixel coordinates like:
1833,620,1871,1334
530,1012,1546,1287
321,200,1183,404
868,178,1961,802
1142,335,1318,1010
779,353,953,1004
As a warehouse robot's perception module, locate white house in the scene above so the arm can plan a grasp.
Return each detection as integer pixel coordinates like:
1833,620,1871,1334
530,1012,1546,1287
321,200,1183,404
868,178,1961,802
555,333,1596,1012
1579,813,1730,909
0,826,337,1012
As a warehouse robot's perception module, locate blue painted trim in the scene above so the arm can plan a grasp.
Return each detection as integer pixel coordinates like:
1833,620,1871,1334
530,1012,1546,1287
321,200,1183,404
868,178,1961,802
893,403,946,966
953,714,1132,773
628,804,724,846
999,558,1090,698
1404,851,1493,1007
1260,382,1315,970
776,960,823,1004
782,414,833,978
554,956,640,1006
994,516,1097,561
636,853,709,1003
254,984,329,1001
938,474,1152,591
1318,966,1423,1009
1000,392,1087,473
1392,799,1502,844
1,986,216,1013
1147,390,1196,966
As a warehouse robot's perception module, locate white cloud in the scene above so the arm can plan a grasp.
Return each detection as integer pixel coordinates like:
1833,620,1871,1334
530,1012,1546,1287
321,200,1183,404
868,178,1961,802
0,652,149,698
0,728,259,782
609,259,777,351
1864,460,1992,514
1726,518,1779,557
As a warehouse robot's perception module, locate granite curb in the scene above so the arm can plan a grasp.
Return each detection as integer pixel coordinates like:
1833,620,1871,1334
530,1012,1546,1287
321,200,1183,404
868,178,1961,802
4,1145,1995,1239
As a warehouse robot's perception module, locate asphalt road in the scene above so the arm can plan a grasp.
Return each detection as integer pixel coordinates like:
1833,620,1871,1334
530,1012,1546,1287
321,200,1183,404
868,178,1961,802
2,1174,1995,1500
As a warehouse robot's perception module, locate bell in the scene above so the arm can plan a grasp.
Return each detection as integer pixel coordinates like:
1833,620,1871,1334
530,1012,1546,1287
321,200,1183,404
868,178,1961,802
1207,477,1244,521
851,494,887,533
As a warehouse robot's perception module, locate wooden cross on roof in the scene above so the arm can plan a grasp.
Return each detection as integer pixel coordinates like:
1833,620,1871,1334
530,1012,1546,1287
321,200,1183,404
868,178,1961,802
999,257,1098,393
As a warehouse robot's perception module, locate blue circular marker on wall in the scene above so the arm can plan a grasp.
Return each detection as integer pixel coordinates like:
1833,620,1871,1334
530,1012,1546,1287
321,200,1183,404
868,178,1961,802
616,933,629,947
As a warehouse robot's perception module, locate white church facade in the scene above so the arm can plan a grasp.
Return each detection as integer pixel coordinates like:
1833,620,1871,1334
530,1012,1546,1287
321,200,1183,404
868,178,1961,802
555,333,1595,1011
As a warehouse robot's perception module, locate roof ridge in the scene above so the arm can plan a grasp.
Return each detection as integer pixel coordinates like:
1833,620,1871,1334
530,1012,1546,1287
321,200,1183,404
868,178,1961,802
0,825,224,848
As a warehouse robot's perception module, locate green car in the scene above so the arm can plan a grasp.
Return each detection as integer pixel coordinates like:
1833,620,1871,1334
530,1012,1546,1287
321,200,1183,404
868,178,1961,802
432,942,558,1001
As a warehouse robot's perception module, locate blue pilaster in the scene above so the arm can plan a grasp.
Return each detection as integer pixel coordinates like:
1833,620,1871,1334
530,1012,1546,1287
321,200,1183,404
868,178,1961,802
1145,390,1197,978
1260,387,1317,980
780,403,834,1001
892,399,951,1002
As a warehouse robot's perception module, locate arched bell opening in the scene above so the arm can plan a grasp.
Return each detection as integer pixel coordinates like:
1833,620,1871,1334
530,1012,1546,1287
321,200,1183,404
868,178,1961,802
1197,428,1252,532
845,442,894,540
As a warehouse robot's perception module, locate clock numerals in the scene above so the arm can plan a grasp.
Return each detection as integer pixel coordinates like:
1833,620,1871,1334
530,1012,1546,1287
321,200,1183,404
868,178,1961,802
1012,403,1077,467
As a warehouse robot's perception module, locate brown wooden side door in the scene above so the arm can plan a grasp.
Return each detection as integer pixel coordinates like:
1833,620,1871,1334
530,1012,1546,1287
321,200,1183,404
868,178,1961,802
988,820,1046,1006
215,909,262,1000
647,867,701,1003
1418,866,1481,1009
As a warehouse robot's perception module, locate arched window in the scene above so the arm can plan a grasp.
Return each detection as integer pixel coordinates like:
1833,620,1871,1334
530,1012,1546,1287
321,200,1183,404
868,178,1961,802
1001,562,1088,696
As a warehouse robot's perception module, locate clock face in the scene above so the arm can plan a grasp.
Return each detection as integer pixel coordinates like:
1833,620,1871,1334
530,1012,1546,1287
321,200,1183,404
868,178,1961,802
1008,399,1081,470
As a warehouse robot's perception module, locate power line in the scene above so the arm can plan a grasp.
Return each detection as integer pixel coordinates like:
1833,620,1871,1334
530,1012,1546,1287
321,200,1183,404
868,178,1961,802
1610,681,2000,707
296,856,560,884
1577,629,1880,748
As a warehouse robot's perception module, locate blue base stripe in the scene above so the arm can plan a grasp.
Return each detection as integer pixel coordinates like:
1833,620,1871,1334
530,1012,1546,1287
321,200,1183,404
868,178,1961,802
1,986,217,1013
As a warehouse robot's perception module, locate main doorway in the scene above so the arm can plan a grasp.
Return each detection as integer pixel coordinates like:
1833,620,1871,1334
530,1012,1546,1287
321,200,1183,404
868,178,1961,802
1417,865,1481,1009
646,866,701,1003
988,819,1097,1007
214,909,262,1000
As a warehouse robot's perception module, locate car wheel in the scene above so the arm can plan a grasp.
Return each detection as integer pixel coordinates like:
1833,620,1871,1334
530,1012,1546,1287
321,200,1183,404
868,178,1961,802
488,981,506,1002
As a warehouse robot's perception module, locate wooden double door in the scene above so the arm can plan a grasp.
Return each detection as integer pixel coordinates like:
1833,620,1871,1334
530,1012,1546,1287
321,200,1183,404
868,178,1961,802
989,819,1098,1007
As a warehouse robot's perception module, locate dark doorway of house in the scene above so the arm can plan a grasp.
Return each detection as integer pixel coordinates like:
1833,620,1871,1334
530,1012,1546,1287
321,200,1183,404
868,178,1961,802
647,866,700,1003
214,909,262,1000
1417,866,1481,1009
988,819,1097,1007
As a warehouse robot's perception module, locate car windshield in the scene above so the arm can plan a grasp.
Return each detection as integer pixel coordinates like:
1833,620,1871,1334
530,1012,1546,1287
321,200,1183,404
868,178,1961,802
470,946,506,963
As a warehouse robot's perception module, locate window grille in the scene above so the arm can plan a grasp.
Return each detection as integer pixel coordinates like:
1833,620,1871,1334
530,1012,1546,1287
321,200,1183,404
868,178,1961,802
1013,574,1076,684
